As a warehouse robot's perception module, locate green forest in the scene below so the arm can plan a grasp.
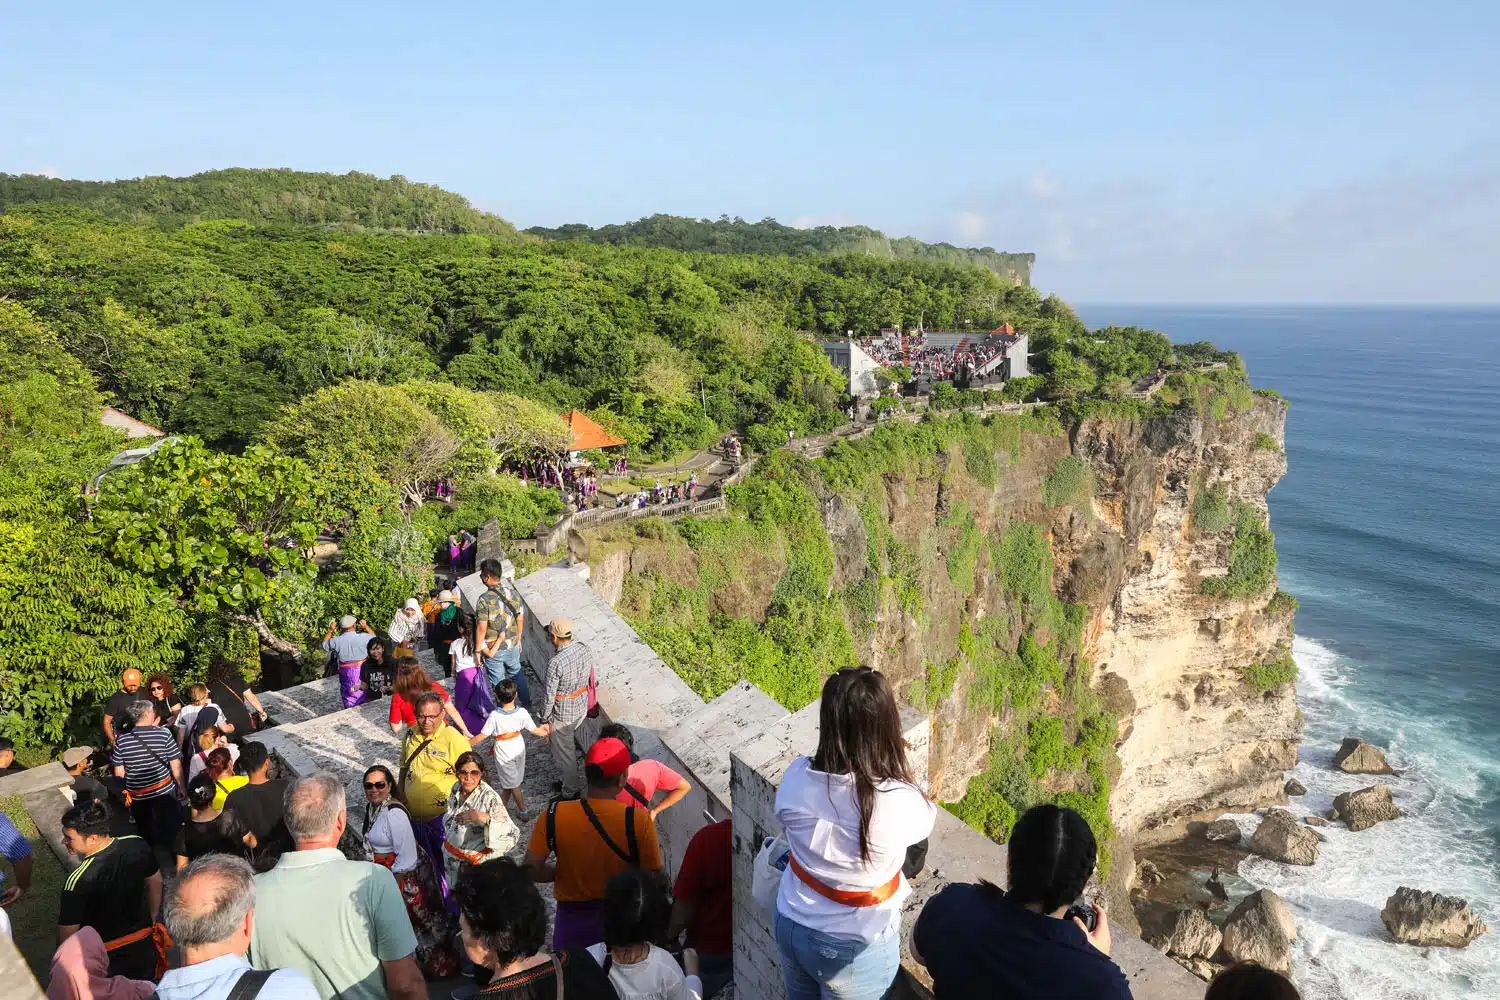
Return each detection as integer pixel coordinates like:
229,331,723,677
0,168,1254,758
526,213,1036,282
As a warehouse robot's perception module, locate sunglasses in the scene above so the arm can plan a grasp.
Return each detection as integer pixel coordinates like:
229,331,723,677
363,780,388,790
150,685,164,692
457,769,483,777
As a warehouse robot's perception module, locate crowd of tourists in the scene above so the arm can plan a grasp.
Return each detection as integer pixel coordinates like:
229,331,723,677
7,570,1303,1000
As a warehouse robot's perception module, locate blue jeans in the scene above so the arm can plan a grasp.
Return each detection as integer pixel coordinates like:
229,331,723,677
483,646,529,711
773,910,899,1000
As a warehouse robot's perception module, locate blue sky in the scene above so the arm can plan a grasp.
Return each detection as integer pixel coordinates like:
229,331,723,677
3,1,1497,302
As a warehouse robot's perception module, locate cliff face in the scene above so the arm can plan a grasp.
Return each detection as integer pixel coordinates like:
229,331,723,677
584,397,1300,877
1068,402,1300,840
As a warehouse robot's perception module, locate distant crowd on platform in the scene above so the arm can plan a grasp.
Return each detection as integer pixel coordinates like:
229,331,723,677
4,556,1304,1000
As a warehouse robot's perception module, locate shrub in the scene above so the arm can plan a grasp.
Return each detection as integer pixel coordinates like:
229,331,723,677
962,435,998,488
1201,503,1278,599
944,505,983,593
1042,455,1087,507
1192,485,1231,533
1266,589,1298,616
1253,432,1280,451
1244,650,1297,694
1209,393,1229,420
1253,387,1286,403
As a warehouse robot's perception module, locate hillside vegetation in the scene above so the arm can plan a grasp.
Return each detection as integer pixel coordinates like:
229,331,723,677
0,168,519,235
526,213,1035,282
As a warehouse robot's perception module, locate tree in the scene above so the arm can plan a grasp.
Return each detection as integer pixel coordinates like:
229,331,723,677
92,438,319,660
1043,350,1097,401
488,393,570,465
0,302,191,745
264,380,459,509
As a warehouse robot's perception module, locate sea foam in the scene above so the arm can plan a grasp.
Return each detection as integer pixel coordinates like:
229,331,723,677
1225,636,1500,1000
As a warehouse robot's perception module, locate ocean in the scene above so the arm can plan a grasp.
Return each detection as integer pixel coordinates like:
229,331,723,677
1078,306,1500,1000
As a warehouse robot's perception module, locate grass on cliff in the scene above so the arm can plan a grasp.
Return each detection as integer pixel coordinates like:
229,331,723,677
1244,649,1298,694
1201,502,1278,599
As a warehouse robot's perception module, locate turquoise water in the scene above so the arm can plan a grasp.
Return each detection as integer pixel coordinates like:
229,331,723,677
1079,306,1500,999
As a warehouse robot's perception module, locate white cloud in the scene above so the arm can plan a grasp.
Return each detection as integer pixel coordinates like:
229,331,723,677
936,151,1500,302
33,166,59,178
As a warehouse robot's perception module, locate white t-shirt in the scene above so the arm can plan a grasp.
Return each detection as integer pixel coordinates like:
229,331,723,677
479,707,537,762
585,943,702,1000
365,804,420,872
450,637,477,673
176,702,221,735
774,755,935,943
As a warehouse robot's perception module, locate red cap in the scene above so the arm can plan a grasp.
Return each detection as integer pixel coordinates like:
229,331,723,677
585,737,631,777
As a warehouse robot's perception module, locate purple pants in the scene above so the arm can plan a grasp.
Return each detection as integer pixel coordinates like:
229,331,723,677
339,664,369,708
412,814,456,912
553,900,606,952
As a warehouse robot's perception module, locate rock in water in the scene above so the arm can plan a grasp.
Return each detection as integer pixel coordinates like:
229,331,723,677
1152,907,1223,959
1285,777,1307,796
1382,888,1489,947
1206,867,1229,902
1137,860,1165,886
1304,815,1327,827
1333,784,1401,831
1335,737,1394,774
1249,808,1321,865
1205,818,1242,843
1223,889,1297,973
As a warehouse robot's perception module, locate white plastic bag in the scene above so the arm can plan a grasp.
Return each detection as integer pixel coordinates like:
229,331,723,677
751,835,792,920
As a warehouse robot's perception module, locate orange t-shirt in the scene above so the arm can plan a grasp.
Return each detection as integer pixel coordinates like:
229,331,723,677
527,797,662,902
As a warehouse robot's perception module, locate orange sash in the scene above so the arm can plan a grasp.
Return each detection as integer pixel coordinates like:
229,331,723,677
556,684,589,700
104,924,172,979
494,731,522,741
443,841,490,865
788,853,901,908
122,775,174,807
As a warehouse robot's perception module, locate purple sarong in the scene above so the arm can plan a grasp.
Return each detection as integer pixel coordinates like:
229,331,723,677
339,664,370,708
454,666,495,735
412,814,456,911
553,900,606,952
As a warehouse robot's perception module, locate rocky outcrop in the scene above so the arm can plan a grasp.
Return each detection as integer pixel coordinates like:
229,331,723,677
1335,737,1394,775
1204,818,1242,843
1084,399,1301,840
1382,888,1489,947
1284,777,1306,796
1152,907,1222,960
1223,889,1297,973
1333,784,1401,831
1249,809,1320,865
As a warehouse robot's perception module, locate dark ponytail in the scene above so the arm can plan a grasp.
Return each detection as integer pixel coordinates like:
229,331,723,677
812,667,915,863
1002,804,1096,912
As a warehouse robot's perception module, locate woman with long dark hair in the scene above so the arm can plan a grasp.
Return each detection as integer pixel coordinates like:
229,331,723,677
361,764,458,979
449,615,494,736
773,667,935,1000
910,804,1125,999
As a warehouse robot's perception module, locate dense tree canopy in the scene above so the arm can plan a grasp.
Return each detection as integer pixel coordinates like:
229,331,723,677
525,213,1035,283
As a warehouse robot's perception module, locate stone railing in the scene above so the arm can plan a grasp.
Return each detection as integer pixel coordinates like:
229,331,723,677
513,567,1203,1000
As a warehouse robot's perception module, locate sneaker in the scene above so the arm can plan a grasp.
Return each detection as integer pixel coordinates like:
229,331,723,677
451,986,479,1000
516,808,532,821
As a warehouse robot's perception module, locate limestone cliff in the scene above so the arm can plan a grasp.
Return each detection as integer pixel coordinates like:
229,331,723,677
581,395,1300,886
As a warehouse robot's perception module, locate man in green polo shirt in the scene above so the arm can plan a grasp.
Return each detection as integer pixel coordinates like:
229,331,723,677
249,773,424,1000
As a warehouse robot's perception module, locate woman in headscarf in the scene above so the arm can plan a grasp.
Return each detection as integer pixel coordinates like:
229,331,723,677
442,751,518,891
45,926,156,1000
449,615,494,736
428,589,463,678
361,764,459,979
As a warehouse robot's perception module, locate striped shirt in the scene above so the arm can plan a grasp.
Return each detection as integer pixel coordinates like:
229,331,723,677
540,640,594,726
0,814,31,891
109,726,179,799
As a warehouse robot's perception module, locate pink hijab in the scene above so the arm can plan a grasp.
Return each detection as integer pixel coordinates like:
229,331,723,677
46,927,155,1000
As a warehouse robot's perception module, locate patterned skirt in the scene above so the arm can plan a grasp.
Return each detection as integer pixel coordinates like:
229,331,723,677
374,851,460,979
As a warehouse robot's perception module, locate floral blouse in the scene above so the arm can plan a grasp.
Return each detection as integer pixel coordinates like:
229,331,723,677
443,779,519,862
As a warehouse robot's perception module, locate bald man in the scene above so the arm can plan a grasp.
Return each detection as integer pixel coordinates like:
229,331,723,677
103,669,144,744
157,853,318,1000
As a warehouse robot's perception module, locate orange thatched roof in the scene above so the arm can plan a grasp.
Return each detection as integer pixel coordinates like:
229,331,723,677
566,410,626,451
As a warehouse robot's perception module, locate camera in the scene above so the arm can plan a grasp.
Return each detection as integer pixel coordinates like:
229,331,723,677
1065,899,1098,932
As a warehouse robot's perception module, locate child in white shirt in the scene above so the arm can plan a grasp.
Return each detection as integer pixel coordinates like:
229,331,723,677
473,678,549,819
